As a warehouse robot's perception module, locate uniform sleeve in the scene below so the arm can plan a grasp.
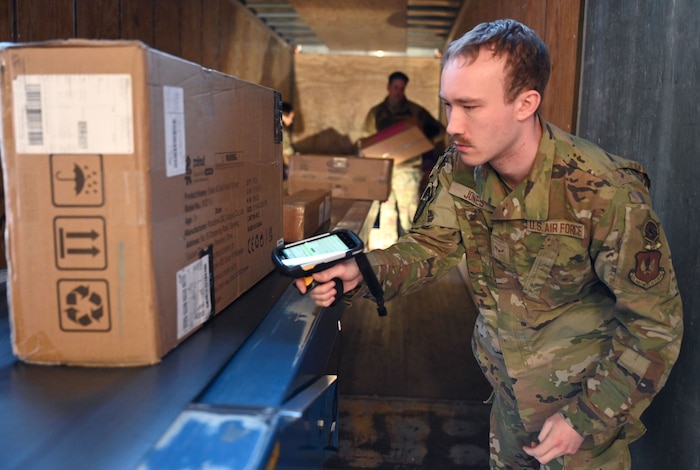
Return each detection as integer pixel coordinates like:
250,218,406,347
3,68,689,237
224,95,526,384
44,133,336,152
559,180,683,444
359,150,465,302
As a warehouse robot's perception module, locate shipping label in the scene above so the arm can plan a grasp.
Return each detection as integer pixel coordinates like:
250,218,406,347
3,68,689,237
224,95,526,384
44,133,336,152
176,254,212,339
12,74,134,154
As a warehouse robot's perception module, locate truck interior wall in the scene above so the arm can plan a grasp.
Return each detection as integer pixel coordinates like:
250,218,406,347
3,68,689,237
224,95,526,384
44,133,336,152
3,0,695,467
577,1,699,468
0,0,294,100
1,0,580,160
448,0,583,134
291,54,442,155
291,0,581,156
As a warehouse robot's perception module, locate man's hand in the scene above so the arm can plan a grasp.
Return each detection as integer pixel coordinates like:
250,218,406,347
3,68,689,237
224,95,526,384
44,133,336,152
294,258,363,307
522,413,584,464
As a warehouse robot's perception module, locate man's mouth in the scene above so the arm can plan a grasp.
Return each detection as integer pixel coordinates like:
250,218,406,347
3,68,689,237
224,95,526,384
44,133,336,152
453,141,472,150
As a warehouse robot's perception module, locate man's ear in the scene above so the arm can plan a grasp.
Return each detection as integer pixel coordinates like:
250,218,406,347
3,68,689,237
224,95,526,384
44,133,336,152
516,90,541,121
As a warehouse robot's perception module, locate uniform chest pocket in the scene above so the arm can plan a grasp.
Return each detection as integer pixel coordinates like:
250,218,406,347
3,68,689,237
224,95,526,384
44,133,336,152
522,234,594,310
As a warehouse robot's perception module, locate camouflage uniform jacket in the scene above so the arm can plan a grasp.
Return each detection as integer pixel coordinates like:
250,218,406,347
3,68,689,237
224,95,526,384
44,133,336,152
361,120,683,445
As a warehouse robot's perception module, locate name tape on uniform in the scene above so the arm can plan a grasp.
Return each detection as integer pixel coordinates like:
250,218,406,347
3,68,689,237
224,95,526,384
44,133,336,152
449,182,585,239
527,220,585,239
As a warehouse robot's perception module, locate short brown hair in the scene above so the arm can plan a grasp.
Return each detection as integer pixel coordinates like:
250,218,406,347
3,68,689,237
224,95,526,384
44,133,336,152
442,19,551,105
388,71,409,84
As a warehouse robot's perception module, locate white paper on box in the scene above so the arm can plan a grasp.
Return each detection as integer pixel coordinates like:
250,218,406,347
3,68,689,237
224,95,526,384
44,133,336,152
12,74,134,154
163,85,186,177
176,255,212,339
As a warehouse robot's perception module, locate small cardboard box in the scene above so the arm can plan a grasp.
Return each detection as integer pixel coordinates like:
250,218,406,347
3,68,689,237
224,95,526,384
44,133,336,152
0,40,283,366
283,189,332,242
287,154,392,202
359,121,434,165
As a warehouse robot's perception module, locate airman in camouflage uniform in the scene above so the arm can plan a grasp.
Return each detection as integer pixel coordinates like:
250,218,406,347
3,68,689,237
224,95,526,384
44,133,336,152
359,71,445,249
297,19,683,469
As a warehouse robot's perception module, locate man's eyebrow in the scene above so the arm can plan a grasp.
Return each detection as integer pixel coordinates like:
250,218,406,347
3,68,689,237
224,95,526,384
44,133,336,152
439,95,480,104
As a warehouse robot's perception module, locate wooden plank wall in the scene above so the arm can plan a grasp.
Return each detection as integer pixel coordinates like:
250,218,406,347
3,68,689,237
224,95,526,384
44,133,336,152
0,1,582,158
290,0,582,156
0,0,293,99
0,0,583,153
449,0,583,133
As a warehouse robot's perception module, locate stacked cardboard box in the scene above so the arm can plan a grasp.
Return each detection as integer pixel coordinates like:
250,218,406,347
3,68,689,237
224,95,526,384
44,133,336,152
287,154,392,202
283,189,332,242
0,40,283,366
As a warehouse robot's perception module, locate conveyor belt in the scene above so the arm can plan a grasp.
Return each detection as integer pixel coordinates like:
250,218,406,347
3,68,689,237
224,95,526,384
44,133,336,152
0,271,290,470
0,199,379,469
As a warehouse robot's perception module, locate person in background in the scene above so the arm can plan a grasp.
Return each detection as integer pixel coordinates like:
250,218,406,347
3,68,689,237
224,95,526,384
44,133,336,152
281,101,296,180
359,71,445,249
297,19,683,469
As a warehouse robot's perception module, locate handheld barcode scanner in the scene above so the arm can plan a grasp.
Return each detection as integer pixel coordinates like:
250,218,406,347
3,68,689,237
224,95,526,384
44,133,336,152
271,229,387,315
272,229,364,277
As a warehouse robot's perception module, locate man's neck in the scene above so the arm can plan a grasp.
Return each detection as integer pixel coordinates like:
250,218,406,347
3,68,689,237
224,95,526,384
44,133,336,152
491,117,543,188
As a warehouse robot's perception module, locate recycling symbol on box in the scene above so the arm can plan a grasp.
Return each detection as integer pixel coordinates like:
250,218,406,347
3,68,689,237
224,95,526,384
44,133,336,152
65,285,103,326
58,279,111,332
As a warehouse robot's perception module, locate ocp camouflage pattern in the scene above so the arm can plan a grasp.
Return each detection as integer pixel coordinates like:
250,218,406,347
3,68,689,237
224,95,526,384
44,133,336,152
358,121,683,448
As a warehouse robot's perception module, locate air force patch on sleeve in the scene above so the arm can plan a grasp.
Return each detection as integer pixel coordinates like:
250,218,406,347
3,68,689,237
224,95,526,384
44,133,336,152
629,218,665,289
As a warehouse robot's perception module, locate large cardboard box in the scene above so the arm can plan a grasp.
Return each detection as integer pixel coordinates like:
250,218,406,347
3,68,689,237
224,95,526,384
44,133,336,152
0,40,283,366
358,121,434,165
287,154,392,202
283,189,332,242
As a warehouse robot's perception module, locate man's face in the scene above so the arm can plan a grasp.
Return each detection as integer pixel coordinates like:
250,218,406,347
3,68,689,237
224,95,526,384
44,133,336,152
387,79,407,106
282,111,294,127
440,51,522,168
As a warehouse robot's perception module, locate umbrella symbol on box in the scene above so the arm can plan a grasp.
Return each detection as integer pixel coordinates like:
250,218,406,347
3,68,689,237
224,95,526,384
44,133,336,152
55,164,99,196
50,154,104,207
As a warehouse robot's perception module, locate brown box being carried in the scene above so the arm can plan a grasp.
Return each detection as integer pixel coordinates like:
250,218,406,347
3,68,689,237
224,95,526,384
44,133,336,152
283,189,332,243
287,154,392,202
0,40,283,366
358,121,434,165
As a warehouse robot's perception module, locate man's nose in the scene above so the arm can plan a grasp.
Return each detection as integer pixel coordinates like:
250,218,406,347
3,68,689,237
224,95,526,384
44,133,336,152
446,113,462,137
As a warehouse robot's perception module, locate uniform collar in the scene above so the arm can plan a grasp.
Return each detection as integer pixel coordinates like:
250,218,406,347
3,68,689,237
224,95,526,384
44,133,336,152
475,119,556,221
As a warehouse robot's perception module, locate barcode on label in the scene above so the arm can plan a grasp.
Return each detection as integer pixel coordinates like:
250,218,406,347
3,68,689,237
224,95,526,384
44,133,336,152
176,255,212,339
178,271,191,333
25,83,43,146
78,120,88,149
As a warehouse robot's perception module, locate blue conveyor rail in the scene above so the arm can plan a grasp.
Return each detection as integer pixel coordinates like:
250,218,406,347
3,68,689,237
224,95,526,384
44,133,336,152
0,271,292,469
0,200,375,469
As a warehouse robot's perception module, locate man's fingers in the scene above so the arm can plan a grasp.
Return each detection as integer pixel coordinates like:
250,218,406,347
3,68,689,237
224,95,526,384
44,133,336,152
307,280,340,306
537,419,553,443
522,413,584,465
534,448,561,465
294,278,308,294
